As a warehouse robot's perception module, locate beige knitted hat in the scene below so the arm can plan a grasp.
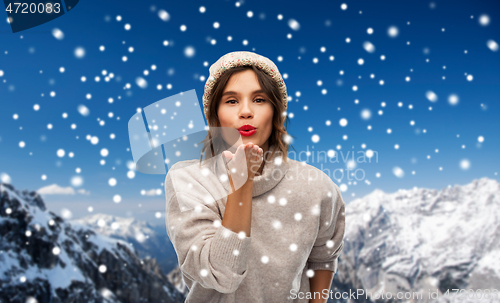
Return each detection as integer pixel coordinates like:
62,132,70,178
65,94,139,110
202,51,288,120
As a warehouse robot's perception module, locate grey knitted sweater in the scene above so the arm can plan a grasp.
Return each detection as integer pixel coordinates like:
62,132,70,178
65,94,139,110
165,146,346,302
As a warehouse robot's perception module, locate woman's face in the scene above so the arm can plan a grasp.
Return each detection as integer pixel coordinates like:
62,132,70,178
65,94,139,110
217,69,274,151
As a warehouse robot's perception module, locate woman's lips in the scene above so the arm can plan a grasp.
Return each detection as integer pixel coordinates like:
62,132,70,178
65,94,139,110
239,129,256,136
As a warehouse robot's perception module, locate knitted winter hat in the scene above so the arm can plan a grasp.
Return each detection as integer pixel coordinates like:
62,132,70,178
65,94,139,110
202,51,288,120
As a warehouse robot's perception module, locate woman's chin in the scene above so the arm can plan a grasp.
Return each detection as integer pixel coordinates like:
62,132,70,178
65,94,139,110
241,138,259,145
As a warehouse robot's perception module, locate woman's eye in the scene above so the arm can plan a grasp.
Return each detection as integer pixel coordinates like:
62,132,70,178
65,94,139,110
225,99,265,104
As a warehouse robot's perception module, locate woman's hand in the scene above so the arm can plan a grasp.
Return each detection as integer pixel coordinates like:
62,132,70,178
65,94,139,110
222,142,264,185
245,142,264,181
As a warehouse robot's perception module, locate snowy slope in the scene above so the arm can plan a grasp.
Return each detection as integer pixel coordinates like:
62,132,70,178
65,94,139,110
71,213,179,276
0,182,185,303
335,177,500,303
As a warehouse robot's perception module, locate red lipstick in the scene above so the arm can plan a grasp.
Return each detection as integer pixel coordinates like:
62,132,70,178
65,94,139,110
238,124,257,137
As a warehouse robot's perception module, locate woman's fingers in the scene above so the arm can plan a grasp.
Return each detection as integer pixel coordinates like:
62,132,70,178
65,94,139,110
253,146,259,160
230,143,263,180
247,144,259,159
244,143,256,158
222,150,233,161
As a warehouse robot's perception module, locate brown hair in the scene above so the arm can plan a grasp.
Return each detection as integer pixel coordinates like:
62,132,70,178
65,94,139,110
198,65,296,166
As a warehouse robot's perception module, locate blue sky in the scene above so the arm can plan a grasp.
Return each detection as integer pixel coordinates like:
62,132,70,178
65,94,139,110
0,0,499,225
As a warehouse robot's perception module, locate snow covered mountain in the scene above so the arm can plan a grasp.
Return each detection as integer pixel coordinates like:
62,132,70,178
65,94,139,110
335,177,500,303
5,176,497,302
0,182,186,303
71,213,179,277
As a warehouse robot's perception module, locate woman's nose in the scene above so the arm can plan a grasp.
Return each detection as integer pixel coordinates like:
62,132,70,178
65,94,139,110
239,100,253,117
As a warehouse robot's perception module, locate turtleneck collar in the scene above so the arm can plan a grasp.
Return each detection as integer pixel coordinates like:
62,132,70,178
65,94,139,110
217,144,290,198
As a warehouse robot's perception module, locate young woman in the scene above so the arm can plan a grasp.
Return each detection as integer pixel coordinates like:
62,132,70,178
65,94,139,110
165,51,346,302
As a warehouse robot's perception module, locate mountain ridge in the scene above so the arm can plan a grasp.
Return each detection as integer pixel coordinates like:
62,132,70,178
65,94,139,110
0,182,185,303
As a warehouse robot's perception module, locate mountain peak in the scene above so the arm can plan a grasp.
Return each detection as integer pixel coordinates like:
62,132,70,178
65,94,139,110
0,182,47,211
340,176,500,298
0,182,185,303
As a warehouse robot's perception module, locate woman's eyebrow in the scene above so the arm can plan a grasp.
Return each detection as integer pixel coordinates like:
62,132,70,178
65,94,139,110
222,89,266,97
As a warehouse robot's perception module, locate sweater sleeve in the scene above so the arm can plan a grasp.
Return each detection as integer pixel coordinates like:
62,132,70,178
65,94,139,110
307,182,346,273
165,170,252,294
